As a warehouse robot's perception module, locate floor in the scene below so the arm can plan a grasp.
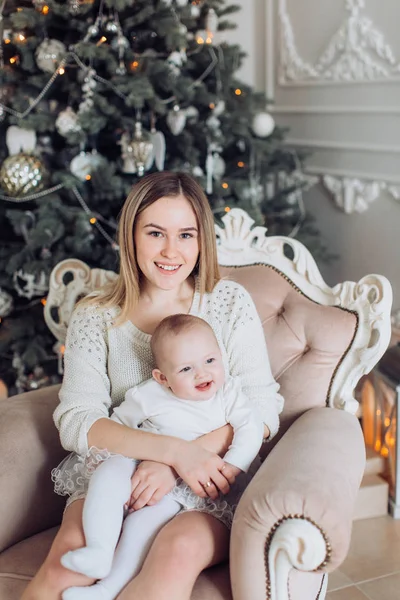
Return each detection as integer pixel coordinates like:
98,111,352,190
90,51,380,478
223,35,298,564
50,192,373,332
326,515,400,599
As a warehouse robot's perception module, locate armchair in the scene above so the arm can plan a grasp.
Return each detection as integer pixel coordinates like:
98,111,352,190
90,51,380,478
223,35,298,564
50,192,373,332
0,208,392,600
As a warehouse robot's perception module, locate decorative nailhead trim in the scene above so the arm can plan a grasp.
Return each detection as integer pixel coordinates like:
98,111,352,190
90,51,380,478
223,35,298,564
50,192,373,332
223,263,359,407
263,514,332,600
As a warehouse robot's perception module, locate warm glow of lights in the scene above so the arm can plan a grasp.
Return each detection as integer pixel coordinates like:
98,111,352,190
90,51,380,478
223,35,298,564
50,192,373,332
374,440,382,452
10,56,18,64
90,217,97,224
235,88,242,96
222,182,229,189
196,35,205,44
58,67,65,75
4,38,11,44
376,409,381,416
41,298,47,306
237,161,245,167
224,206,231,212
206,36,213,44
130,60,139,70
17,7,23,11
381,447,389,457
60,344,65,355
96,36,107,46
209,103,215,109
42,5,49,14
17,34,26,42
384,417,391,427
85,174,91,181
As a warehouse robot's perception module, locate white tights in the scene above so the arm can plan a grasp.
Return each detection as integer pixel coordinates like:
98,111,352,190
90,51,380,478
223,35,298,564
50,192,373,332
61,455,181,600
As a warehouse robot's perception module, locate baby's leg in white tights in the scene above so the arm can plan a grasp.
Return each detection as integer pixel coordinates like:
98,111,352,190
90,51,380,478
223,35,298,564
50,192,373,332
62,496,181,600
61,455,134,579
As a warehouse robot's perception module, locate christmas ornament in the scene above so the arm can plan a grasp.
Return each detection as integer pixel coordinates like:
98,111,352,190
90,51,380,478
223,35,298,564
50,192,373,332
68,0,95,14
119,132,137,174
185,106,199,122
13,269,48,299
251,111,275,138
70,150,106,181
167,50,187,76
149,122,166,172
55,107,81,136
78,68,97,114
166,105,186,136
35,39,66,73
0,153,49,197
191,5,201,17
130,122,154,177
0,288,13,317
205,8,219,37
176,0,189,6
6,126,36,155
192,166,204,177
213,100,226,117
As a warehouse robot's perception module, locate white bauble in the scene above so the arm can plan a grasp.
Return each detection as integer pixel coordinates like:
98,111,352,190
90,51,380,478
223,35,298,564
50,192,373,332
70,150,106,180
251,112,275,138
55,107,81,136
166,107,186,136
176,0,189,5
212,154,225,180
35,39,66,73
0,288,13,317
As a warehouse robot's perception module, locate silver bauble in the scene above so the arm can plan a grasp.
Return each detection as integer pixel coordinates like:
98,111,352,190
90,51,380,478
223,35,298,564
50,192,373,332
0,288,13,317
55,107,81,136
130,123,154,177
0,153,49,197
251,112,275,138
36,39,67,73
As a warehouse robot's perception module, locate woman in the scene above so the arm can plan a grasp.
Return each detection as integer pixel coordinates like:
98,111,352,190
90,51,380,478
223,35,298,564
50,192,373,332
22,171,283,600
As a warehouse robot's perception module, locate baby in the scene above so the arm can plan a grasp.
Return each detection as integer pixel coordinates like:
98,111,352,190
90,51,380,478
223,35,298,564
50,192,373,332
61,314,264,600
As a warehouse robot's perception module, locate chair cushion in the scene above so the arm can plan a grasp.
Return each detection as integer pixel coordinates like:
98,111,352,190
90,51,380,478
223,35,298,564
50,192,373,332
221,265,357,444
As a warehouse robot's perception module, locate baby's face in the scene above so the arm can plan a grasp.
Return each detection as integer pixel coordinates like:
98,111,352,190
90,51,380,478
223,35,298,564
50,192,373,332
156,326,225,401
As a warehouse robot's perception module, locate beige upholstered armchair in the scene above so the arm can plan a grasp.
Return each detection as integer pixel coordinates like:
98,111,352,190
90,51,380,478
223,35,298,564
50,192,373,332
0,209,392,600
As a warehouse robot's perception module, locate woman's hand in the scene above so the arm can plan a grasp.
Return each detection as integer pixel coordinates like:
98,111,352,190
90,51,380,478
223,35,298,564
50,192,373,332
172,442,231,500
128,461,177,511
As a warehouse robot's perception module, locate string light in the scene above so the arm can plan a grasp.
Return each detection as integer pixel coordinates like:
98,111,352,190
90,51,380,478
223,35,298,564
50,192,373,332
41,298,47,306
234,88,242,96
237,161,245,168
85,174,91,181
222,182,229,189
58,67,65,75
42,5,49,14
96,36,107,46
130,60,139,70
9,56,19,64
89,217,97,224
15,33,26,43
209,102,215,109
224,206,231,212
4,38,11,44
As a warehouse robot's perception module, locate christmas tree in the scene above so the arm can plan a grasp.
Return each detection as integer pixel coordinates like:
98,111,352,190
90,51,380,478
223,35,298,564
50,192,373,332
0,0,328,394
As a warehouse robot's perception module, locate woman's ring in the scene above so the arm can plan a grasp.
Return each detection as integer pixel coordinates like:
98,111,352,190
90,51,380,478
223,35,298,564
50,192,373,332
204,481,212,488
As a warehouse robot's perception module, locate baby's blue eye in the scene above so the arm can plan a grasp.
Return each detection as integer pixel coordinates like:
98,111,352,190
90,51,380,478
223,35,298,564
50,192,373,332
180,366,191,372
206,358,215,364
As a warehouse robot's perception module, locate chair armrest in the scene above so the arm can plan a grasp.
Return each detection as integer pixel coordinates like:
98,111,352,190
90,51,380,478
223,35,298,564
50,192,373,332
230,407,366,600
0,385,67,553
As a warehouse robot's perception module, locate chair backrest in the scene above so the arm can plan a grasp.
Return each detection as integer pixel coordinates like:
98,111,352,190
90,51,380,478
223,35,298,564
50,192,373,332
45,208,392,437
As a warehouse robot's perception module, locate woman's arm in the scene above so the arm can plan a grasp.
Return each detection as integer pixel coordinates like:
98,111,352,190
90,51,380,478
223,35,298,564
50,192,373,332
193,423,233,455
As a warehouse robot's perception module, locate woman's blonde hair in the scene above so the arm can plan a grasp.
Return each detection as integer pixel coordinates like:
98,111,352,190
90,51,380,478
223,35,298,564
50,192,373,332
90,171,220,323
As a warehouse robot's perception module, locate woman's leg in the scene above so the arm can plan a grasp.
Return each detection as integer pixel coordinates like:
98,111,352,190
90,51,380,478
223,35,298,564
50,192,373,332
117,510,230,600
21,500,94,600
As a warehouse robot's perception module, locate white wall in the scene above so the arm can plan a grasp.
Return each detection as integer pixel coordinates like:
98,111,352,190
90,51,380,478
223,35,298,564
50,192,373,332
227,0,400,311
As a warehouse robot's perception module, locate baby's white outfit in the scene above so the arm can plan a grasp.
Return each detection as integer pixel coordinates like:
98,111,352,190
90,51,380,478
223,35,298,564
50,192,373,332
60,377,263,600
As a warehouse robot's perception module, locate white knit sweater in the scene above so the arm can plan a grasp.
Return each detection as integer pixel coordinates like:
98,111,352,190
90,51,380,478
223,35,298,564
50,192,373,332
54,278,284,456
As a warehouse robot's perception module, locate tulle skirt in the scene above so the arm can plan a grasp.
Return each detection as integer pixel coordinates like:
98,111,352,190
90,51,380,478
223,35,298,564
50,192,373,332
51,448,258,529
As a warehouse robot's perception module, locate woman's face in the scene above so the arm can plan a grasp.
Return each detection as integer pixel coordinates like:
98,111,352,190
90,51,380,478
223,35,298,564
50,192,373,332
134,194,200,291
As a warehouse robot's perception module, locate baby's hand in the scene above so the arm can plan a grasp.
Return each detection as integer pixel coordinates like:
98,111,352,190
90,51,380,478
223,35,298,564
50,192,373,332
221,462,242,486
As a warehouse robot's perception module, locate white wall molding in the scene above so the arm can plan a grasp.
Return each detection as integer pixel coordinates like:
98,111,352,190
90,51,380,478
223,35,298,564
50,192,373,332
320,175,399,214
285,138,400,154
270,106,400,115
276,0,400,86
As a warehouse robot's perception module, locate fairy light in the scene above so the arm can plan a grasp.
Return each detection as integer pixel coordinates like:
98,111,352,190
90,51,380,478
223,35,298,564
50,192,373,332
222,182,229,189
4,38,11,44
58,67,65,75
196,33,205,44
96,36,107,46
235,88,242,96
16,33,26,43
42,5,49,14
130,60,139,70
209,102,215,109
85,174,91,181
41,298,47,306
9,56,19,64
237,161,245,168
224,206,231,212
206,36,213,44
90,217,97,224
